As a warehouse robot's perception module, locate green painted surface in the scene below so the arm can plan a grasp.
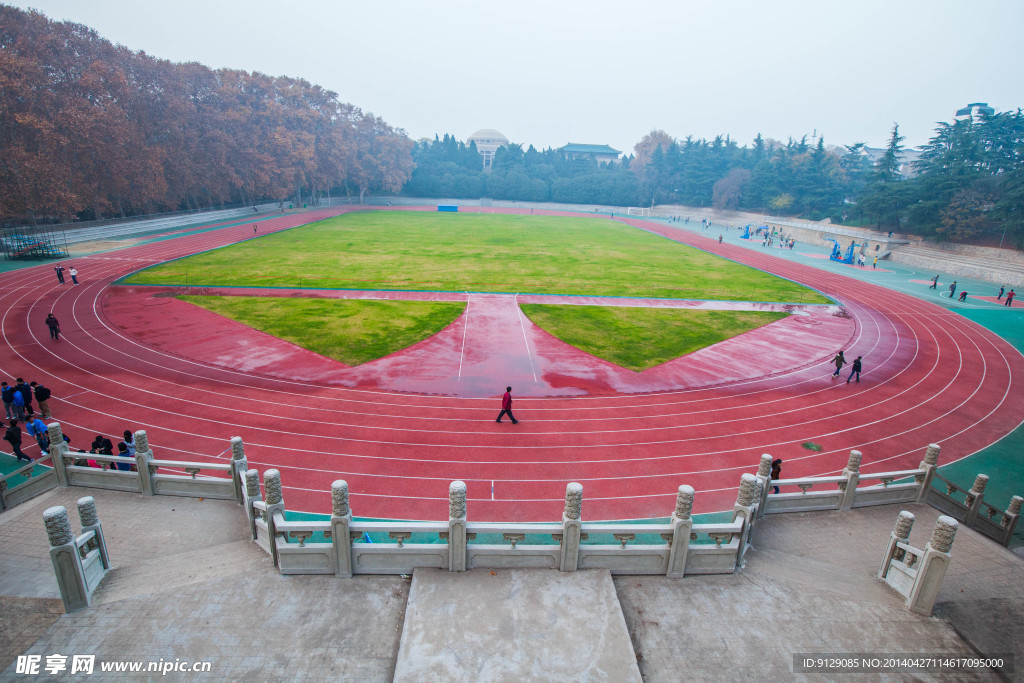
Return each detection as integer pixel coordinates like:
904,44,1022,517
125,212,829,303
179,296,465,366
521,304,787,371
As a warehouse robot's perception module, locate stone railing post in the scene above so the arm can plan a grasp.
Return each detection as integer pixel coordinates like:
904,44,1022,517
243,469,262,540
229,436,248,505
46,422,69,486
963,474,988,525
44,505,89,612
667,485,695,578
906,515,958,616
133,430,155,496
263,469,284,567
77,496,110,571
331,480,354,578
915,443,940,503
839,450,861,511
448,481,468,572
1000,496,1023,546
732,473,758,565
878,510,914,580
559,482,583,572
755,454,773,518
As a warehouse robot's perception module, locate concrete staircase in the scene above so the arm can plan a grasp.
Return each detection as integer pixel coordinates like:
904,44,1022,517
393,568,642,682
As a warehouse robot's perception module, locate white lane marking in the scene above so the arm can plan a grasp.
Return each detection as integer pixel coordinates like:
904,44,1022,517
458,293,470,380
515,293,538,383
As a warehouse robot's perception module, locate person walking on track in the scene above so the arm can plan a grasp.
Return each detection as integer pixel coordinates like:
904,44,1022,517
831,350,846,380
1006,290,1016,307
496,387,518,424
54,264,65,284
847,356,863,383
45,313,60,341
3,419,30,463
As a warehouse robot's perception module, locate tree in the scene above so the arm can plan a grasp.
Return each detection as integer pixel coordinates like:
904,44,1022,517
712,168,751,210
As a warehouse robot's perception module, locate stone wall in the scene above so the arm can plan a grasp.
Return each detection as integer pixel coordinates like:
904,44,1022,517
903,238,1024,265
888,251,1024,288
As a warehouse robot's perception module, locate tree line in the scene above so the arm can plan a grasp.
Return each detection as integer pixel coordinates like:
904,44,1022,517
0,6,412,225
3,6,1020,247
408,116,1024,248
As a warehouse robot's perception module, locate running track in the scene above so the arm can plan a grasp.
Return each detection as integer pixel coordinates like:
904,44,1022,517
2,206,1022,521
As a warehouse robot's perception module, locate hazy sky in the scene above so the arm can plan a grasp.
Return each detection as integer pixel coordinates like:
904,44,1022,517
9,0,1023,154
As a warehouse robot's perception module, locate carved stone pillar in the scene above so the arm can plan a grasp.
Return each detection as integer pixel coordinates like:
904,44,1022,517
229,436,248,504
878,510,915,580
134,430,155,496
915,443,941,503
448,481,468,572
667,485,694,578
559,482,583,572
839,450,861,511
331,480,354,577
44,505,88,612
906,516,958,616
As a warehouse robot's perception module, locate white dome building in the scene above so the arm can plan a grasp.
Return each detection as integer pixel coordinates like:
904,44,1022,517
467,129,509,170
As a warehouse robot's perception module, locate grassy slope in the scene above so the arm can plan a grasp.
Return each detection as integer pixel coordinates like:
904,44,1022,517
178,296,465,366
128,212,827,303
521,304,787,371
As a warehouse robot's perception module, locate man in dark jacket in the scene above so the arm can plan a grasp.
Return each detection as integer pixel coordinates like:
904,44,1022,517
495,386,518,424
30,382,52,419
1,382,14,420
15,379,32,417
3,419,30,462
847,356,863,383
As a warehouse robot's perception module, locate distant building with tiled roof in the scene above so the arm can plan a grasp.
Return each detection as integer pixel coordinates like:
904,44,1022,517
954,102,995,123
468,129,509,170
558,143,621,164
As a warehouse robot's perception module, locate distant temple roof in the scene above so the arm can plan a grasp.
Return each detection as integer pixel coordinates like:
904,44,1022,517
954,102,994,119
558,143,621,155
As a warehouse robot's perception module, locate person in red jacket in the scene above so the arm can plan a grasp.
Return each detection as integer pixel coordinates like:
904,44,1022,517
1005,290,1016,307
495,386,518,424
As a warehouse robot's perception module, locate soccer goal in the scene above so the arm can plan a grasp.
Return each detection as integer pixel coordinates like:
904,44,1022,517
626,207,651,217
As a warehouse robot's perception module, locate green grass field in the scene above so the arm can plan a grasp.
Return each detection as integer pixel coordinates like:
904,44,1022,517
127,212,827,303
178,296,465,366
521,304,787,371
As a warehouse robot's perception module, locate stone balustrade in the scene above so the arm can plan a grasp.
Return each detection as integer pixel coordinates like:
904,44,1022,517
240,467,758,578
42,497,111,612
878,511,959,615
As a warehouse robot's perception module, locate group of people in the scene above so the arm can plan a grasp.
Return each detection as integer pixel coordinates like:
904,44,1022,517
830,350,863,384
2,378,56,462
2,378,53,421
53,264,80,285
72,430,138,470
931,278,1016,306
856,254,878,268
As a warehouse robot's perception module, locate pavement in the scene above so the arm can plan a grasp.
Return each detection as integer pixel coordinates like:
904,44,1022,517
1,486,1021,681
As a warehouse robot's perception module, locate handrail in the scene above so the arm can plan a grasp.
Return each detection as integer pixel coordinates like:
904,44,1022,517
466,521,563,535
858,468,922,481
0,454,52,484
773,475,846,486
352,520,449,534
149,459,232,471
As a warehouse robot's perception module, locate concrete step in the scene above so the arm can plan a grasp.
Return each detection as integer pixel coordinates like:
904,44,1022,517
394,568,641,682
91,538,267,605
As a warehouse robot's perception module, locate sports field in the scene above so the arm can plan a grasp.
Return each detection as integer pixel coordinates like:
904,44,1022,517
126,211,826,368
126,212,828,303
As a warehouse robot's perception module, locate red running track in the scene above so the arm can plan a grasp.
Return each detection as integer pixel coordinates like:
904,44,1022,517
1,206,1022,521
